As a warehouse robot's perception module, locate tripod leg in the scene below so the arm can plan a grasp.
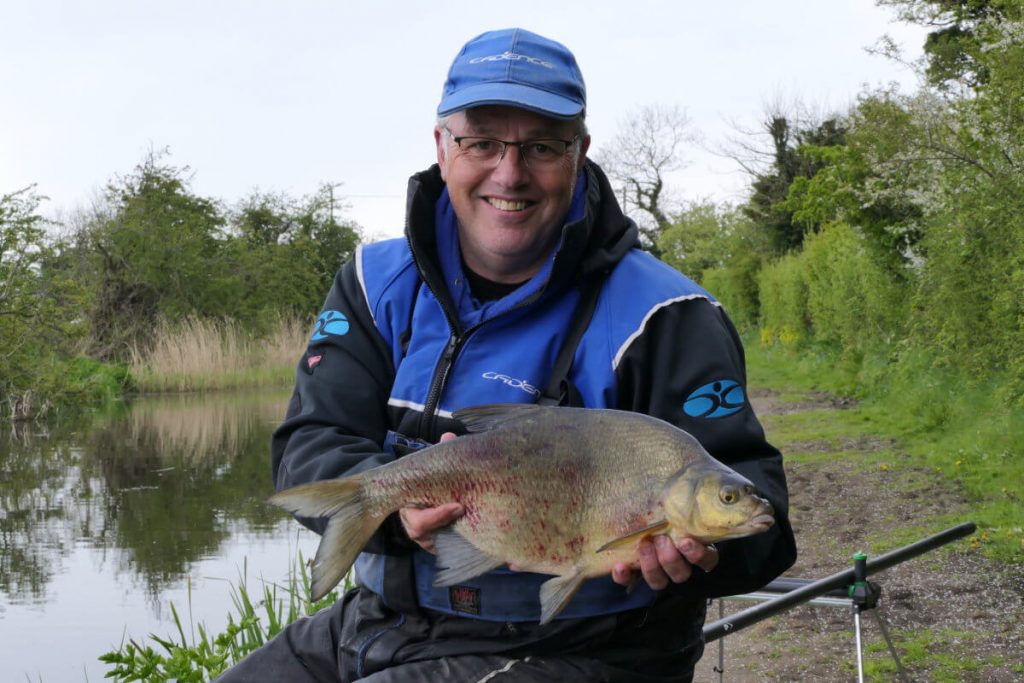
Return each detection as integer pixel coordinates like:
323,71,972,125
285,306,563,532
871,610,911,683
712,599,724,683
854,607,865,683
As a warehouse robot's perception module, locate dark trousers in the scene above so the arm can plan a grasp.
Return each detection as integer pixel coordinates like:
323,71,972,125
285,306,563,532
215,588,705,682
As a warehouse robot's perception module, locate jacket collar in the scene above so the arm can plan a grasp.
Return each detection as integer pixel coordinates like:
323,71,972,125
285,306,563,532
403,159,639,327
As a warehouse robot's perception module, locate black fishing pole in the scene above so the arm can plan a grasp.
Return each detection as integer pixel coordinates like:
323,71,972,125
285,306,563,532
703,521,977,643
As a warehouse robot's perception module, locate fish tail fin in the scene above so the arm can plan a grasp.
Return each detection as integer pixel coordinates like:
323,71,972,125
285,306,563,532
269,478,380,601
538,570,585,625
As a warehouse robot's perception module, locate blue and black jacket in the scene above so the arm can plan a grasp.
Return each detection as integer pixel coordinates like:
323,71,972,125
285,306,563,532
271,159,796,625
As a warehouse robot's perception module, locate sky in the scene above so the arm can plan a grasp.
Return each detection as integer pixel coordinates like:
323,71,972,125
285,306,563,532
1,1,928,241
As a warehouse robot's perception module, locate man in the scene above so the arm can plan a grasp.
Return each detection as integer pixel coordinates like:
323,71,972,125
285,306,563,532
219,27,795,682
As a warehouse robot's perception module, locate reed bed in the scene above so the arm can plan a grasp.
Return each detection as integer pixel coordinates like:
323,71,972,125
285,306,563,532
130,316,309,393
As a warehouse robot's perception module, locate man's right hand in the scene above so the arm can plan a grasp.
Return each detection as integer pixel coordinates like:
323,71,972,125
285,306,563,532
399,503,465,552
398,432,463,552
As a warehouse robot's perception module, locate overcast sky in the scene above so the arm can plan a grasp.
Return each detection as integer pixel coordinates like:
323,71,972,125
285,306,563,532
2,1,927,240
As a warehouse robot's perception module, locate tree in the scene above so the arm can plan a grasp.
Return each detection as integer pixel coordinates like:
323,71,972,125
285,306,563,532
594,105,696,257
0,187,87,418
735,108,848,254
227,184,361,326
877,0,1014,91
73,151,228,358
657,200,738,282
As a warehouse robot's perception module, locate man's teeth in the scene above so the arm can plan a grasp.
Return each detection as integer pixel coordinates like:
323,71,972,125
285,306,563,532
487,198,527,211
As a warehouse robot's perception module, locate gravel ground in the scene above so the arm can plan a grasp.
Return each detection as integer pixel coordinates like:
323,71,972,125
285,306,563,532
692,390,1024,682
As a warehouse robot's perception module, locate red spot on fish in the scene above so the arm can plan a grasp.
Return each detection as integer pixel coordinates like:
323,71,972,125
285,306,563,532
557,462,581,483
566,536,585,554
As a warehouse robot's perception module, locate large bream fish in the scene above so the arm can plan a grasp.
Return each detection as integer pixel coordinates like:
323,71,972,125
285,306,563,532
271,404,775,624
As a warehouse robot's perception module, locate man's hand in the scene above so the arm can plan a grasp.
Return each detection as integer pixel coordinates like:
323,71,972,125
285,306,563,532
399,432,463,552
611,537,720,591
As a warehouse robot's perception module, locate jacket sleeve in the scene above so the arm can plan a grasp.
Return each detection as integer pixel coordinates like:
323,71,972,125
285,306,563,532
270,258,409,548
614,298,797,599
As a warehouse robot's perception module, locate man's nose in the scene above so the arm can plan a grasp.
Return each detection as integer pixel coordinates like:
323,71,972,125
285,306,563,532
491,144,530,186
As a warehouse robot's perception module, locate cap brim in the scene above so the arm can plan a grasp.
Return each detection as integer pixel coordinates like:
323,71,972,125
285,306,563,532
437,82,583,120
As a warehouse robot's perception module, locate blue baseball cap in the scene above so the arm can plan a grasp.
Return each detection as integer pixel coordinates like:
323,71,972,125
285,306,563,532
437,28,586,120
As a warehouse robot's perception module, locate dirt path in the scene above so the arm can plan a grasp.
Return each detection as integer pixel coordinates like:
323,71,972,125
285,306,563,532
693,389,1024,682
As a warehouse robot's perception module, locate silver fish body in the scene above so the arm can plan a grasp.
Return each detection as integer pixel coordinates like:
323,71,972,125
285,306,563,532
271,404,774,623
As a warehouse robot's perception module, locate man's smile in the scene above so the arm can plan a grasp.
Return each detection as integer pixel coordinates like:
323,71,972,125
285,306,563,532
485,197,530,212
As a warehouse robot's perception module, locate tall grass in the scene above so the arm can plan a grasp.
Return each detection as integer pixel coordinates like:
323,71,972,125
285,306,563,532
129,316,309,392
100,553,346,682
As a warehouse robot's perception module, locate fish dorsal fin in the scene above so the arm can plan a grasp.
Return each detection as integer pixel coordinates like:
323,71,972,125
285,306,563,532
595,519,671,553
431,527,505,586
539,570,585,625
452,403,548,433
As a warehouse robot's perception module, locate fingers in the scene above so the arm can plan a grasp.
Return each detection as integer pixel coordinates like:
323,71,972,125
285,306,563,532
638,537,690,590
439,432,458,443
400,503,465,551
678,538,720,573
611,562,637,587
622,536,720,592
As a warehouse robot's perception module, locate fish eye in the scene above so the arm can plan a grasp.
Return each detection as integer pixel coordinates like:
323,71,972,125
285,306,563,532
720,485,738,505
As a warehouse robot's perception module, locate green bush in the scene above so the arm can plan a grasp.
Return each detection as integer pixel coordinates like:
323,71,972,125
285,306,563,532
702,260,760,332
801,222,906,356
756,253,809,348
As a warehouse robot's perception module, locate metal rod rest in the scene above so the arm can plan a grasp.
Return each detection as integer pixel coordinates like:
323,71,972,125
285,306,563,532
703,522,976,643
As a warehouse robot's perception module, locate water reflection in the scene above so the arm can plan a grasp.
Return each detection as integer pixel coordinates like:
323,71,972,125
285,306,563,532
0,389,291,608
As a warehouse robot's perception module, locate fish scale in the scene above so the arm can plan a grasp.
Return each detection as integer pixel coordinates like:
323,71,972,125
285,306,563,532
270,403,775,623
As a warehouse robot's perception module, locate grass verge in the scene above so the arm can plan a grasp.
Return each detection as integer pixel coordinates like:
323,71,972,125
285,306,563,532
747,340,1024,563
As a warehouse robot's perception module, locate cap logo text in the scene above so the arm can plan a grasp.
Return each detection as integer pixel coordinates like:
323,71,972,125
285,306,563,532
469,51,554,69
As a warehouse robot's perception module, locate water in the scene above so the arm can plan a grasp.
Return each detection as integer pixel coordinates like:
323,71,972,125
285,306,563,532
0,390,321,682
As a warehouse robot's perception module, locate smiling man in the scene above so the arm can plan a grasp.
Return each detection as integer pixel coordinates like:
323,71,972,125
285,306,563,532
217,28,795,683
436,105,589,283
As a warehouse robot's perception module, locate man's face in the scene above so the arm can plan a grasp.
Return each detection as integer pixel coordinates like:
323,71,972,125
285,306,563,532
435,106,591,284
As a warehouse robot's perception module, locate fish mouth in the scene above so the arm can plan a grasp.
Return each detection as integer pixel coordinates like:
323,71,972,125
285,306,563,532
747,514,775,531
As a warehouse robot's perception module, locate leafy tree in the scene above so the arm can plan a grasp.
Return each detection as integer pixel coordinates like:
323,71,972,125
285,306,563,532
741,113,848,254
226,185,360,327
0,187,88,418
877,0,1015,90
73,152,229,359
778,93,930,272
657,200,739,282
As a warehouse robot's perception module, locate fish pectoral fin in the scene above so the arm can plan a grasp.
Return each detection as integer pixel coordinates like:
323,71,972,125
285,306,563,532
452,403,546,433
431,527,505,586
595,520,671,553
539,571,585,625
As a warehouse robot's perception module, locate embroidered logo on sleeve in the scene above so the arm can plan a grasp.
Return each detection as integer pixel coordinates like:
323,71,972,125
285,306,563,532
683,379,746,419
310,310,350,341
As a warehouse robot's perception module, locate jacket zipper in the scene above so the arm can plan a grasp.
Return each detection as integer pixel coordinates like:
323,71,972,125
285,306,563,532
405,233,560,440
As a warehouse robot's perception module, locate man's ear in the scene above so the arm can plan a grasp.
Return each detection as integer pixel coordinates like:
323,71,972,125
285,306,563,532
434,127,448,181
576,135,591,172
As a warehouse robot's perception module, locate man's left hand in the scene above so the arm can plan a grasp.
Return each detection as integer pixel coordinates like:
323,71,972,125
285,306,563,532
611,537,719,591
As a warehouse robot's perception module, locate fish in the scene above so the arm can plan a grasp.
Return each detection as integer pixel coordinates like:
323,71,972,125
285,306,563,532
270,403,775,624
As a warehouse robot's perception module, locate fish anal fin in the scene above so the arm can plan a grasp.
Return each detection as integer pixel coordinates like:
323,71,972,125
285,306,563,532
432,527,505,586
596,519,671,553
539,571,585,625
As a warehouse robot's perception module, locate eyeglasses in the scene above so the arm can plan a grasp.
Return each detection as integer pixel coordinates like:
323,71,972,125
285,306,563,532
444,127,579,169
